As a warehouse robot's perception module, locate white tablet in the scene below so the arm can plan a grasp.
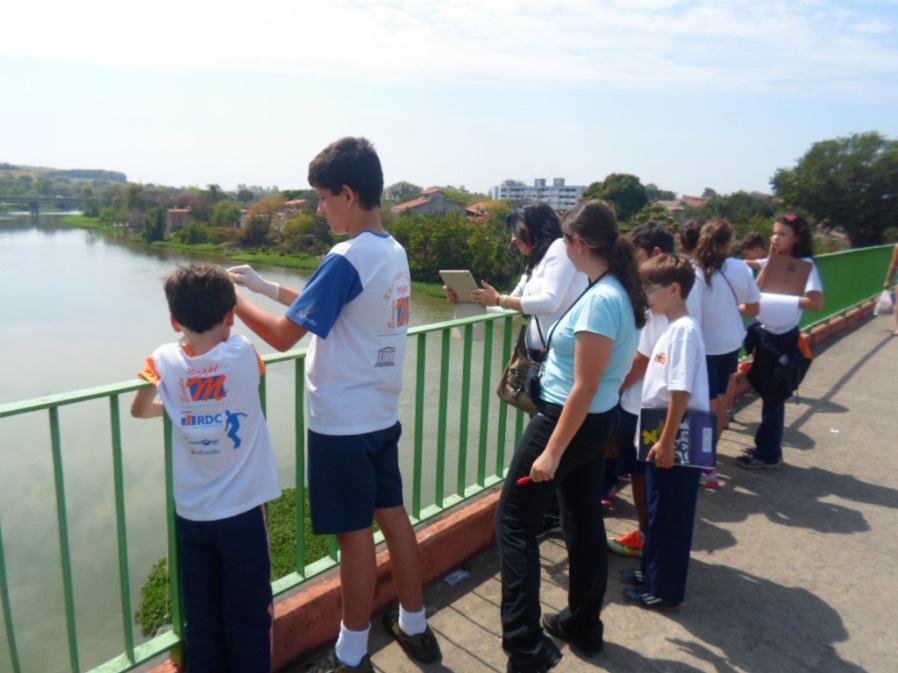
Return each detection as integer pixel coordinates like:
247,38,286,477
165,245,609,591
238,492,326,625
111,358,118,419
439,269,479,304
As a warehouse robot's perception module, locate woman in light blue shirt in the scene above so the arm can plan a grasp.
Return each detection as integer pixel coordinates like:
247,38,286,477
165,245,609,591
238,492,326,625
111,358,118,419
496,200,646,672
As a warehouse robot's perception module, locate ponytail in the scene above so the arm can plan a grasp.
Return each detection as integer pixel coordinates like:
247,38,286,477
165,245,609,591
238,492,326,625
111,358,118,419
695,218,732,284
611,236,648,329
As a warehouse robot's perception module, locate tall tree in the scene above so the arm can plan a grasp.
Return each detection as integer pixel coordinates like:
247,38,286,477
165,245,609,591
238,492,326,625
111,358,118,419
583,173,648,222
772,132,898,246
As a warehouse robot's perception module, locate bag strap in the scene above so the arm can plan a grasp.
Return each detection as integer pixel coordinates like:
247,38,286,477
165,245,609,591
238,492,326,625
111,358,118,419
544,270,609,352
715,262,740,305
533,316,546,349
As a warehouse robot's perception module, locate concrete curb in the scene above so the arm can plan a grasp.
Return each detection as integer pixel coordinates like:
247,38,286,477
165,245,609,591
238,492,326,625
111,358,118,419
150,298,876,673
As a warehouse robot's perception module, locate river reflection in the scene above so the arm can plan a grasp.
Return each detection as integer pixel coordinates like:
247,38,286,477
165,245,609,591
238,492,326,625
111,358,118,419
0,214,520,673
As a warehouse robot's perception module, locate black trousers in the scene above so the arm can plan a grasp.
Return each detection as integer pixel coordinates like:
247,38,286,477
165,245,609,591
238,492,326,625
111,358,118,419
497,401,619,667
177,505,273,673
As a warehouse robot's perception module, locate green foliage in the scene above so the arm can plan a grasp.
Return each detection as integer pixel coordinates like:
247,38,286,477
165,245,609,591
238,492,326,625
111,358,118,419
242,195,285,247
211,200,241,228
282,211,333,255
583,173,648,222
143,207,167,243
385,181,423,204
772,132,898,246
135,488,330,637
174,221,209,245
688,191,778,236
388,206,521,286
628,202,678,230
645,183,676,202
99,206,127,226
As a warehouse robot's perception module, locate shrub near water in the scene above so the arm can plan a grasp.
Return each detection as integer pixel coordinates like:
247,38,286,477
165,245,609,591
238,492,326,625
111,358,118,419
135,488,330,637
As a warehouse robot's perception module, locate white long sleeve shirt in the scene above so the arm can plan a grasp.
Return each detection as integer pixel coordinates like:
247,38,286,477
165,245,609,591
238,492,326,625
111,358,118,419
494,238,589,350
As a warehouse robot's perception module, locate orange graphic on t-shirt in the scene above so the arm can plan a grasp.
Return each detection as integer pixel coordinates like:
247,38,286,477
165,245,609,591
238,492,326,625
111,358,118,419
186,375,228,401
655,352,668,365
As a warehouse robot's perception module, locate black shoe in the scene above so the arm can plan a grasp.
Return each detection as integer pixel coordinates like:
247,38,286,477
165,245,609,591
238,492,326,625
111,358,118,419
382,608,442,663
541,612,603,657
308,651,374,673
622,586,680,610
618,568,644,587
506,640,561,673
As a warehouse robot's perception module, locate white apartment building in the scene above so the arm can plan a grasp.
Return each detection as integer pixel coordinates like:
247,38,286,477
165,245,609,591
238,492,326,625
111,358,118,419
489,178,585,210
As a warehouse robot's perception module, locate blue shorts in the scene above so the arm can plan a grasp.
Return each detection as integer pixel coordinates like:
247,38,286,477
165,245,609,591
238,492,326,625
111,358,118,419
308,422,404,535
706,350,740,399
615,408,645,476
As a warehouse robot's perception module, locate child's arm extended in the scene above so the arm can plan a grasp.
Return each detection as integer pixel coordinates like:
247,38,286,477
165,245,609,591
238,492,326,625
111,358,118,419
131,386,164,418
646,390,690,468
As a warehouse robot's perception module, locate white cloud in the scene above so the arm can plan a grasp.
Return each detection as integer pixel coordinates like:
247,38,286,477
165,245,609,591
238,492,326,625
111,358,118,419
2,0,897,94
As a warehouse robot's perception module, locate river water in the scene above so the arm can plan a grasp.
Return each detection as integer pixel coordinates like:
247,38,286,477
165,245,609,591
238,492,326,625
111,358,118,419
0,214,519,672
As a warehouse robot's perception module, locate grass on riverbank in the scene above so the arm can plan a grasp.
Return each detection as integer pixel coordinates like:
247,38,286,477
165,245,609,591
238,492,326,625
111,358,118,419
135,488,331,636
59,215,447,298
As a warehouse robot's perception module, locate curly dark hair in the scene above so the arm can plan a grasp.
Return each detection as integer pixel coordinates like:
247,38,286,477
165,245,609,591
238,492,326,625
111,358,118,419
694,218,733,283
776,213,815,258
505,202,563,276
679,218,704,255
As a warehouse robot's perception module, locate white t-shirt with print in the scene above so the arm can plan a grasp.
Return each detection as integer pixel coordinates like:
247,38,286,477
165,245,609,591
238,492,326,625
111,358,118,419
287,231,410,435
140,335,282,522
694,257,762,355
756,257,824,334
620,311,669,415
640,315,710,414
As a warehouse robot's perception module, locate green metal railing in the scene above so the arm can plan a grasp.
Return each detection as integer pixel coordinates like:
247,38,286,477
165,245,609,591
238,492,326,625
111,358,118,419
0,244,890,673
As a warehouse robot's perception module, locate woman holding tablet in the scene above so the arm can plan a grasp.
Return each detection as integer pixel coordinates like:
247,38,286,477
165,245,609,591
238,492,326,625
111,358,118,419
444,203,587,359
496,200,644,672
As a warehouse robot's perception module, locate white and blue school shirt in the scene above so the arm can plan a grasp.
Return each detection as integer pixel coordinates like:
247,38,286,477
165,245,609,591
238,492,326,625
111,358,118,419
139,335,282,521
286,231,411,436
540,275,639,414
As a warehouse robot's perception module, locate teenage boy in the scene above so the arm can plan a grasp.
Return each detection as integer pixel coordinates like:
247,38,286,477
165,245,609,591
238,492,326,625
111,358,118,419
607,222,675,558
619,253,710,609
228,137,440,672
131,263,281,673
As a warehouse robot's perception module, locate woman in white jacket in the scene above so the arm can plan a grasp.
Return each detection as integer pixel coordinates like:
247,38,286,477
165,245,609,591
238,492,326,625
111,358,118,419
446,203,588,359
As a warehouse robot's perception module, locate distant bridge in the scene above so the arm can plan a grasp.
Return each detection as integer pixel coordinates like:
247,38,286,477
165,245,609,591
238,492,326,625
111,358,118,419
0,194,88,215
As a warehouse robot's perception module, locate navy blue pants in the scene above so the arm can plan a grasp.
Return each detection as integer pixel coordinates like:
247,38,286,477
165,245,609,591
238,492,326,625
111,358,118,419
177,506,272,673
497,402,618,670
754,394,786,464
641,464,700,604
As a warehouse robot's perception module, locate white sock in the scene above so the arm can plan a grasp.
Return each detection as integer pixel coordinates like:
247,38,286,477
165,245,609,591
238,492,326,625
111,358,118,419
335,622,370,667
398,605,427,636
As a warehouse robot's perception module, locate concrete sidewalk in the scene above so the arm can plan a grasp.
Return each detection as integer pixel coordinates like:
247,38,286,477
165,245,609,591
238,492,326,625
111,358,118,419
297,314,898,673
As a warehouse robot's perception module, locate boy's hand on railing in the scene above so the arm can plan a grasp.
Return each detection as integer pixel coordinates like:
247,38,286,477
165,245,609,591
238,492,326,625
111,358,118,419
227,265,280,301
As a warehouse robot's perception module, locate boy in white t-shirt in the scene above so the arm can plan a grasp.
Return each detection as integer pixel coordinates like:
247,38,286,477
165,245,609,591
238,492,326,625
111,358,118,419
619,254,710,610
131,263,281,673
228,138,440,672
607,222,673,558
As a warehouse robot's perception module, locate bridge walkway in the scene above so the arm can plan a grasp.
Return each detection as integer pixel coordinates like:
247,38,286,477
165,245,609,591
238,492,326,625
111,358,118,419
292,312,898,673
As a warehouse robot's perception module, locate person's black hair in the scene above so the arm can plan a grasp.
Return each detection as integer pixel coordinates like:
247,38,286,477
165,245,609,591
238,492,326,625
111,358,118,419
630,221,675,255
505,202,562,275
679,218,704,255
307,137,383,210
164,263,236,333
640,253,696,298
776,213,815,258
695,218,733,283
563,200,647,328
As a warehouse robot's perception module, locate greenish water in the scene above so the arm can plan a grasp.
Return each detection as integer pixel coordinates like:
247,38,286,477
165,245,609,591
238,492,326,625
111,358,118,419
0,213,517,673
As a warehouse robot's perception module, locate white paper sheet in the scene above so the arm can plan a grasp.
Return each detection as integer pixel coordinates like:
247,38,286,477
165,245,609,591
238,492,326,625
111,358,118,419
758,292,801,332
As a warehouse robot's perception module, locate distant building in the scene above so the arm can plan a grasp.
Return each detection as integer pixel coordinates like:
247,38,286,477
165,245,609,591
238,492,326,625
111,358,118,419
658,195,710,220
489,178,585,210
391,188,466,216
273,198,311,231
166,208,191,233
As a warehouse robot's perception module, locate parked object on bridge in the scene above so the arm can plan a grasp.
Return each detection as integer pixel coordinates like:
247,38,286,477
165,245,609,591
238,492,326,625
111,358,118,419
873,289,894,316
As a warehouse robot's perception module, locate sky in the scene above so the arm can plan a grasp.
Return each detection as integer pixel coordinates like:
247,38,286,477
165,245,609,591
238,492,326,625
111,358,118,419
2,0,898,197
